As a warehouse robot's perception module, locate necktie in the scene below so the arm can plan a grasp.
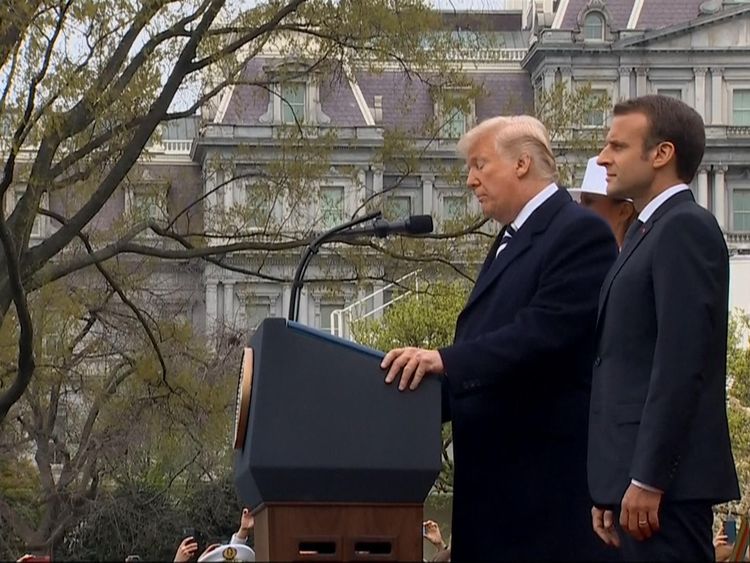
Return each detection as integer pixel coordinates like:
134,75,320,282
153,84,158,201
495,224,516,257
622,219,644,251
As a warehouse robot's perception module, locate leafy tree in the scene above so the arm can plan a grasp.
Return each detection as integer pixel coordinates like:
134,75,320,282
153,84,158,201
0,276,238,558
718,309,750,518
0,0,469,425
534,81,612,186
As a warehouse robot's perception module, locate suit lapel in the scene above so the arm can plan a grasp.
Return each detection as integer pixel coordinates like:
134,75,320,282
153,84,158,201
463,189,570,314
477,229,506,279
596,190,694,326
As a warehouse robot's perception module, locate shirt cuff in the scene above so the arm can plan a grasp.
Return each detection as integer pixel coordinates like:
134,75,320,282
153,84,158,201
230,533,248,545
631,479,663,494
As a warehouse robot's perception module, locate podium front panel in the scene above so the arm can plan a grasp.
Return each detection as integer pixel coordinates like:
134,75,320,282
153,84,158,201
234,318,441,506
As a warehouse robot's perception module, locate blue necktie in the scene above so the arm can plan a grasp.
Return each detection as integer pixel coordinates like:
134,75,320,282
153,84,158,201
496,224,516,257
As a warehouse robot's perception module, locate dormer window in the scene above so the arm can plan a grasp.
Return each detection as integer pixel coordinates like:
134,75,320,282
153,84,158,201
280,82,306,124
434,89,476,139
258,60,330,126
583,11,605,41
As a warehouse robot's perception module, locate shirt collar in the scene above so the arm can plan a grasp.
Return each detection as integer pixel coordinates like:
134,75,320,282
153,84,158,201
637,184,690,223
509,183,559,231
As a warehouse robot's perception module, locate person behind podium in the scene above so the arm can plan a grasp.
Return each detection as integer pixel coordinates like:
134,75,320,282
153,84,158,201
381,115,618,561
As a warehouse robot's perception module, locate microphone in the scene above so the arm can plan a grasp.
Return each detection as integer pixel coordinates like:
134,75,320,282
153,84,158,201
342,215,434,238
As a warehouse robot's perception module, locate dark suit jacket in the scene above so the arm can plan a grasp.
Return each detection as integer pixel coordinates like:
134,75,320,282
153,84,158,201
438,188,618,561
588,190,740,506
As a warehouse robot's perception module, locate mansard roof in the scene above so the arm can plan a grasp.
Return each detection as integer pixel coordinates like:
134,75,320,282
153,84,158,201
560,0,636,31
615,2,750,48
355,69,532,132
558,0,710,32
215,56,532,132
636,0,706,29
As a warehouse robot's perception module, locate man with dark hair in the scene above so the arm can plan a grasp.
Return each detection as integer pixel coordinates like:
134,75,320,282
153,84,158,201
588,94,740,561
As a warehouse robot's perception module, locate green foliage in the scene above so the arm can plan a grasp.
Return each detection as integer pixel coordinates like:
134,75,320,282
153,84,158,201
535,81,612,186
720,310,750,516
57,471,244,561
351,280,469,352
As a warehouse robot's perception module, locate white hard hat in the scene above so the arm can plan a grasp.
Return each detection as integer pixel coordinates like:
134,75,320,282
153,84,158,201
198,544,255,562
570,157,633,202
579,157,608,195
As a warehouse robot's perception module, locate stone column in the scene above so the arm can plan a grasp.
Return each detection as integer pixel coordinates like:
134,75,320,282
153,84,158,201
711,67,723,125
421,174,434,216
224,174,234,211
281,284,292,321
636,67,649,96
697,167,709,209
299,288,310,324
543,68,555,91
224,281,235,328
205,281,218,336
618,67,631,100
560,66,573,92
372,164,384,197
693,67,707,121
714,165,727,230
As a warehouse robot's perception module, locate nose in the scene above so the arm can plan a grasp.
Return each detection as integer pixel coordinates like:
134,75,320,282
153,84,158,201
466,168,480,190
596,147,610,167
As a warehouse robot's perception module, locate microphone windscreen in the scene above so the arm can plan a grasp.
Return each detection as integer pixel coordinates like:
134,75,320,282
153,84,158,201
406,215,434,234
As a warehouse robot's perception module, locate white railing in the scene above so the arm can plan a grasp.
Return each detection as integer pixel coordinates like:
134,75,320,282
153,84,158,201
330,270,421,340
145,139,193,155
454,48,527,63
727,126,750,138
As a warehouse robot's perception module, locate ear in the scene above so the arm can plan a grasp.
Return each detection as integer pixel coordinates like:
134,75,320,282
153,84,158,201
618,201,637,222
651,141,676,171
515,153,532,178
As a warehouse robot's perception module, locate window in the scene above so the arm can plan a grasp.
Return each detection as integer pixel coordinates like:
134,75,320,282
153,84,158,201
128,183,167,226
732,89,750,126
247,302,271,331
319,302,344,333
658,89,682,100
583,12,605,41
281,83,306,124
320,186,345,228
437,91,473,139
385,195,412,220
733,189,750,231
444,108,467,139
244,183,275,229
584,89,608,127
443,195,467,221
132,190,165,222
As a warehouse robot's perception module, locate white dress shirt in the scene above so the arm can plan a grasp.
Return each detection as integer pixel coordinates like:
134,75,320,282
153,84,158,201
496,183,559,257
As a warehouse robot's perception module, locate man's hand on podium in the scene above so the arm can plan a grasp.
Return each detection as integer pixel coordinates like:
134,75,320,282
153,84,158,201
382,347,444,391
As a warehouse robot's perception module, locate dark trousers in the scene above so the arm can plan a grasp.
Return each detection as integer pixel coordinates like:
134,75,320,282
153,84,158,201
613,501,713,562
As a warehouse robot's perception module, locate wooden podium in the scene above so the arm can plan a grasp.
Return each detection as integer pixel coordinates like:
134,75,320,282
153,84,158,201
233,319,442,562
253,503,422,561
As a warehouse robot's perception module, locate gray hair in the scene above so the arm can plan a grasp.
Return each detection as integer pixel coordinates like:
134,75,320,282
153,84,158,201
457,115,558,182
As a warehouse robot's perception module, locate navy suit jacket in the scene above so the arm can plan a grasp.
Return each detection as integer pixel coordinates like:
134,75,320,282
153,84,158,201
588,190,740,506
439,188,618,561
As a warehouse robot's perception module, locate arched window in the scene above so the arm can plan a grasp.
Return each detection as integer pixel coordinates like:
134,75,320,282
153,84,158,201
583,11,605,41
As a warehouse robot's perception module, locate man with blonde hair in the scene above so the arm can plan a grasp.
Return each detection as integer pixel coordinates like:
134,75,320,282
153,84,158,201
382,115,618,560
